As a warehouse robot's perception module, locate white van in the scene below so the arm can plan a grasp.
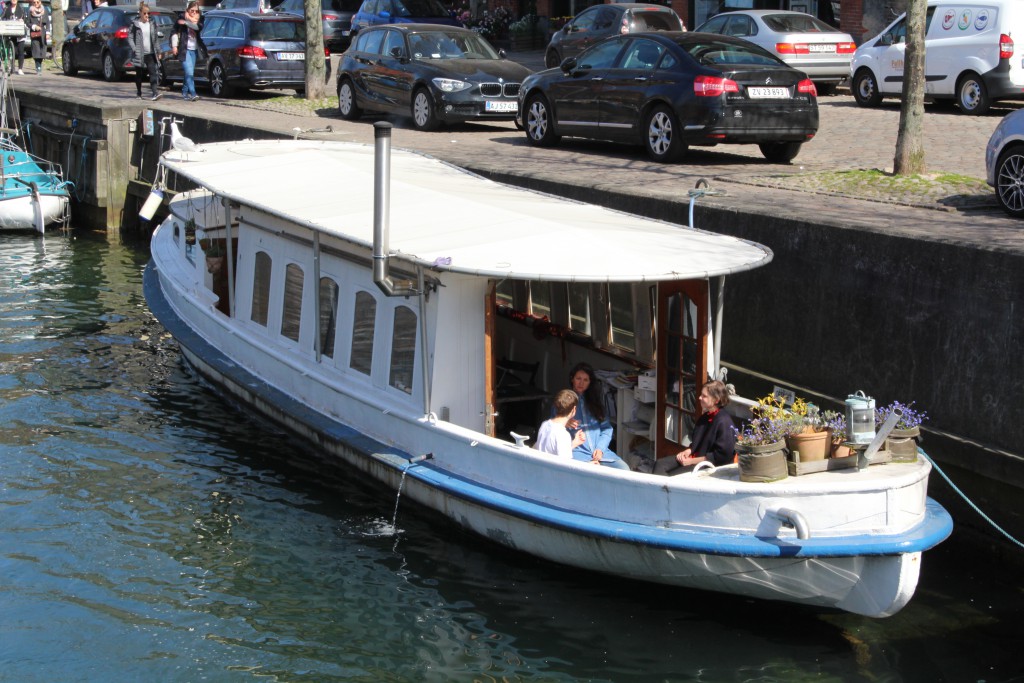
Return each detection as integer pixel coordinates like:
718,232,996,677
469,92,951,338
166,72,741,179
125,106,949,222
850,0,1024,114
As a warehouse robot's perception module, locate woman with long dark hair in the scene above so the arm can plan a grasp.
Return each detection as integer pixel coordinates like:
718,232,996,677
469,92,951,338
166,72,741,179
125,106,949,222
563,363,629,470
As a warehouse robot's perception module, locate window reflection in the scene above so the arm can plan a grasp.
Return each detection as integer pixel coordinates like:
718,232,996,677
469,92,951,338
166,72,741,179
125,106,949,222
350,291,376,376
281,263,304,342
389,306,417,394
251,251,271,327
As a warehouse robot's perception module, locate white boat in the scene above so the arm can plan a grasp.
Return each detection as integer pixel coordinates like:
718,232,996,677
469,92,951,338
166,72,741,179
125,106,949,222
145,125,952,618
0,54,71,233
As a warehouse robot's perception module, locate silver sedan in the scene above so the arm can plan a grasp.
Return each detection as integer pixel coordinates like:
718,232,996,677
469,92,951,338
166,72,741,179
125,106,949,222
695,10,855,92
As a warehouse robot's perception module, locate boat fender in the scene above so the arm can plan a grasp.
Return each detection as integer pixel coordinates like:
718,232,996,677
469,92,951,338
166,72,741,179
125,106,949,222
763,505,811,540
690,460,716,475
509,432,529,448
409,453,434,464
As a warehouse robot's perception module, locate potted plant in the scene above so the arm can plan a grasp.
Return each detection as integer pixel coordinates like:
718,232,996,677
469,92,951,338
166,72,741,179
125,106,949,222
823,410,850,458
876,401,927,462
508,13,539,50
736,395,789,482
778,396,831,462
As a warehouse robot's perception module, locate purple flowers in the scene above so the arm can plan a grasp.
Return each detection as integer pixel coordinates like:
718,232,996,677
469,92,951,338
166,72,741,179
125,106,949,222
875,401,927,430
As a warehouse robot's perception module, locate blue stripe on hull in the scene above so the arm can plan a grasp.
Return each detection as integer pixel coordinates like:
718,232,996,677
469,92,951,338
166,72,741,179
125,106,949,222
145,262,954,560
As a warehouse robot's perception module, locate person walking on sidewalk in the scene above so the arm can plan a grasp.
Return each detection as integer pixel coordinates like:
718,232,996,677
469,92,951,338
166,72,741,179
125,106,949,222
2,0,27,75
171,0,206,101
129,2,162,100
23,0,47,75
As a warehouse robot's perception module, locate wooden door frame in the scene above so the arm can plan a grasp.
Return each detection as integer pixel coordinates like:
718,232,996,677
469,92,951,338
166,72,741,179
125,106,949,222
655,280,709,460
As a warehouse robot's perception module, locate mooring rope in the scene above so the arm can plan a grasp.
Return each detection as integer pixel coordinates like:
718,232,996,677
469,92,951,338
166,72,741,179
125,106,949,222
921,451,1024,549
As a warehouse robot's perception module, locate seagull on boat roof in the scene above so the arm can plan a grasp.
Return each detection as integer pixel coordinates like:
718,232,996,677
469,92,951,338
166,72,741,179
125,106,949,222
170,121,202,156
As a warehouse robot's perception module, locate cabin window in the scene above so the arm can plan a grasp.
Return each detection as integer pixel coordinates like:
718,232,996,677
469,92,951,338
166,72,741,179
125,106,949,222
568,283,591,334
496,279,514,308
664,291,698,446
530,283,552,319
350,291,376,376
318,277,339,359
251,251,272,327
389,306,417,394
280,263,304,342
608,283,636,352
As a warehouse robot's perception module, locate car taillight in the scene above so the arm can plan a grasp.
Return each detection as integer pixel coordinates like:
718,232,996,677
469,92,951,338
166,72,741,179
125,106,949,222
1000,33,1014,59
776,42,809,54
797,79,817,97
694,74,739,96
324,46,330,57
114,27,129,39
836,42,856,54
238,45,268,59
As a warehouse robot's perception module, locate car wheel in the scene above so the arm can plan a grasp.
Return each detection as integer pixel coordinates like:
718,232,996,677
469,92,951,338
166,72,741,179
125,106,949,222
643,104,684,163
544,48,560,69
411,88,439,131
852,68,881,107
759,141,803,164
957,72,990,115
995,144,1024,218
61,47,77,76
337,77,361,120
210,63,233,98
524,92,560,147
101,51,120,82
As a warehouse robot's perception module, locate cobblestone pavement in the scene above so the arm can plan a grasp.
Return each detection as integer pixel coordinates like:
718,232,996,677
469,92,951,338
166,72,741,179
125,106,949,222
19,55,1024,250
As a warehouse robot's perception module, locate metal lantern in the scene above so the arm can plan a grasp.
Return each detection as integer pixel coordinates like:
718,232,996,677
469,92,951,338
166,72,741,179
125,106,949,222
845,391,875,444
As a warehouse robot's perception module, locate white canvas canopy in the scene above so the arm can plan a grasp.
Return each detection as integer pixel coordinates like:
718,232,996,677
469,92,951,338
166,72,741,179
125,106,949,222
161,139,772,282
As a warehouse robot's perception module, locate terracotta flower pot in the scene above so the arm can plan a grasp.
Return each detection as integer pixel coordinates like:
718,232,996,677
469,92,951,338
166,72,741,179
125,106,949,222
785,428,830,462
737,440,788,483
831,441,854,459
886,426,920,462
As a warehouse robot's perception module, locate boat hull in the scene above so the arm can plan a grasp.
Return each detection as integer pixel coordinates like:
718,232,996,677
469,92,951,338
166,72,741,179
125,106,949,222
144,254,952,618
0,192,69,231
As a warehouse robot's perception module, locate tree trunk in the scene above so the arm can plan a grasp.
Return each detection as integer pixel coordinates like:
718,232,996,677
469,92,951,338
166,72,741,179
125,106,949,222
893,0,927,175
304,0,327,99
51,0,66,67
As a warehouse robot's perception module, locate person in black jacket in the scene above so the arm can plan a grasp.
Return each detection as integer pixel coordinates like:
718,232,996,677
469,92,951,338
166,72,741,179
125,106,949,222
672,380,737,468
128,2,162,100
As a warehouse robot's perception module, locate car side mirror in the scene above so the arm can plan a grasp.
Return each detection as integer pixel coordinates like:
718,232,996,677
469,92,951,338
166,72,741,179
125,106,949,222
560,56,577,72
389,45,405,60
497,48,507,59
877,33,893,46
379,10,390,18
157,31,165,37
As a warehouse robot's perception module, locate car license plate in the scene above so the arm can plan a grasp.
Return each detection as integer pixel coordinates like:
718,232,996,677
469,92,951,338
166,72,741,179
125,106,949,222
808,44,836,53
485,101,517,112
277,52,304,61
747,87,790,99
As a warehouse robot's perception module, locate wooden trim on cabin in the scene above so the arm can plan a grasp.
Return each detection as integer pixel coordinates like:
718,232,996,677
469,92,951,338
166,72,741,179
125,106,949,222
485,281,497,437
655,280,709,460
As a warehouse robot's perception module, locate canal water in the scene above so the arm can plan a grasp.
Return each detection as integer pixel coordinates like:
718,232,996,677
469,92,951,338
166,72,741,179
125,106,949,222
1,231,1022,683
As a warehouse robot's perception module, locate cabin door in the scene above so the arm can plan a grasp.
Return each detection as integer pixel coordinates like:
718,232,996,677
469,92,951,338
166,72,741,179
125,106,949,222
655,281,708,460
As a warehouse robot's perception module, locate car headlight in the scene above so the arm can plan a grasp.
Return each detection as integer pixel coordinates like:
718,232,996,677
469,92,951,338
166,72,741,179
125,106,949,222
432,78,471,93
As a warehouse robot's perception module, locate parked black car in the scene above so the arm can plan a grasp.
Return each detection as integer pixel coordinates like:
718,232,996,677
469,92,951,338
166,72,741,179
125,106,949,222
61,5,175,81
336,24,531,131
544,3,684,69
518,32,819,163
159,9,331,96
275,0,361,52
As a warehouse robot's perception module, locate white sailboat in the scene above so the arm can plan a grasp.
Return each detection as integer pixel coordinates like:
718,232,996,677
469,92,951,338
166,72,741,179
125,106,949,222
145,124,952,618
0,33,71,233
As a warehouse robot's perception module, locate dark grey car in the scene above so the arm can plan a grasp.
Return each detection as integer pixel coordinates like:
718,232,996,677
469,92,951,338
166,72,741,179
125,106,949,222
61,5,175,81
275,0,361,52
544,3,684,69
159,9,331,96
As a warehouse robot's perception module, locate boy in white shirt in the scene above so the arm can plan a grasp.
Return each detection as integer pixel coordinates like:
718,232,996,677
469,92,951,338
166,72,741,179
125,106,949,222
535,389,586,458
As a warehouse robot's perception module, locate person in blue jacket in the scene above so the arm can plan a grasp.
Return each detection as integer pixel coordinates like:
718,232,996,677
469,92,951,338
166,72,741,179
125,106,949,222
564,362,629,470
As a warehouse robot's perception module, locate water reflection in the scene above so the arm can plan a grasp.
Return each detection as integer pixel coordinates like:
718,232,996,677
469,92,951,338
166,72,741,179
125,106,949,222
0,232,1021,683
